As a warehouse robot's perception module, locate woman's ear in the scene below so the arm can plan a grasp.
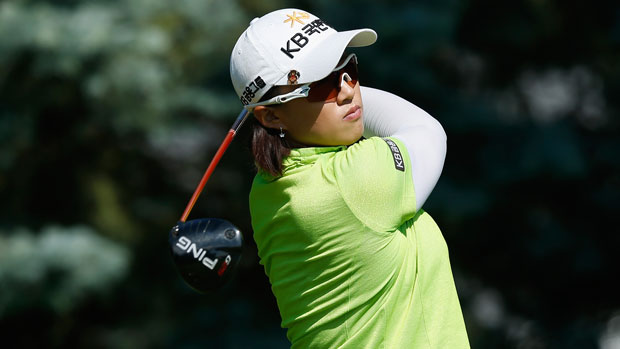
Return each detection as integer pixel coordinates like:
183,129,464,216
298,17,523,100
253,106,283,130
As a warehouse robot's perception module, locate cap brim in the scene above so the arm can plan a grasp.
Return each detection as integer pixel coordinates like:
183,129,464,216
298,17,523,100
275,28,377,86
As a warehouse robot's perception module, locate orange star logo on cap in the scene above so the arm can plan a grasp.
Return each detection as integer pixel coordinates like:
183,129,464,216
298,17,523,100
283,11,310,28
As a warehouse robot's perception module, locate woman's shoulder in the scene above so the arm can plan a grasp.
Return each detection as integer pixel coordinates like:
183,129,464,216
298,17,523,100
339,136,407,166
326,136,409,186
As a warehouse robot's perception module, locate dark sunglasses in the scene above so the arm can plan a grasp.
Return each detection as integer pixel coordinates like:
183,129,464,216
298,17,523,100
246,53,359,108
306,53,359,103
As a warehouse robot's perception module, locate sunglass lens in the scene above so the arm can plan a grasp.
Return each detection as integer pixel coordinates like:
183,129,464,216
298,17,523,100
307,72,339,102
307,59,358,102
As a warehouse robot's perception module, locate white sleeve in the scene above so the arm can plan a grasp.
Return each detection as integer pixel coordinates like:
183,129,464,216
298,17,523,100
360,86,447,210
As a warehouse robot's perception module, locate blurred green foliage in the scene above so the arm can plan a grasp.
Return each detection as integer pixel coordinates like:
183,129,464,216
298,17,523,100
1,0,619,348
0,225,129,316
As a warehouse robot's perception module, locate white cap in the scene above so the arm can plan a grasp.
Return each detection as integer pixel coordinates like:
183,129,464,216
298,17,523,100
230,9,377,106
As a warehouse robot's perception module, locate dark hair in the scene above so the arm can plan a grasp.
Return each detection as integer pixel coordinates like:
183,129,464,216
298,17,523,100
250,87,291,177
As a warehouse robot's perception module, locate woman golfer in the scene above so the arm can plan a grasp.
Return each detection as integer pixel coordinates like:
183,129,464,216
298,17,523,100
230,8,469,348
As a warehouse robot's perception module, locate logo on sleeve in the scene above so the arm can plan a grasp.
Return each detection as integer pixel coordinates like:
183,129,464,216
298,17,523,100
383,138,405,172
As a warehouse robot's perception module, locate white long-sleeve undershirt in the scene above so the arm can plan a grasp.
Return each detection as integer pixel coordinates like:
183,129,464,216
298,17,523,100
360,86,447,211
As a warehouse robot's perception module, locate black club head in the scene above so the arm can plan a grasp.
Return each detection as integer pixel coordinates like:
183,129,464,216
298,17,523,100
169,218,244,293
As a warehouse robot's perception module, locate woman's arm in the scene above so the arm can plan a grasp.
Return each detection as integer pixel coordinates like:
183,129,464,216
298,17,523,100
360,86,447,211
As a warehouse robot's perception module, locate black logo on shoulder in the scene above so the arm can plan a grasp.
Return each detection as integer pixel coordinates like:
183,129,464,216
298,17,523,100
383,138,405,172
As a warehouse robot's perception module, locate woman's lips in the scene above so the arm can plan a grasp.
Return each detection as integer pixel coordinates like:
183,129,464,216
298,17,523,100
343,105,361,121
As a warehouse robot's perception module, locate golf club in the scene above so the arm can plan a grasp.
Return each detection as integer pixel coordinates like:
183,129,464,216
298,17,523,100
169,109,249,293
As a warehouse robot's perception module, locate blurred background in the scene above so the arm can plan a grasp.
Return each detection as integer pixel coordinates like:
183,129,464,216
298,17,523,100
1,0,618,348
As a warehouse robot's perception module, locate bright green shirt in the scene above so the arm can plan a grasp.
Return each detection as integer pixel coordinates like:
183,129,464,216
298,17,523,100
249,137,469,348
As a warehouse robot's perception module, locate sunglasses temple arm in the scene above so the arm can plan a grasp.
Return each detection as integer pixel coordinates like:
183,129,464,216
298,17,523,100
179,109,250,222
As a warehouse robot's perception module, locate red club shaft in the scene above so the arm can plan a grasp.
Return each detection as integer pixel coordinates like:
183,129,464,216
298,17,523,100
179,109,249,222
